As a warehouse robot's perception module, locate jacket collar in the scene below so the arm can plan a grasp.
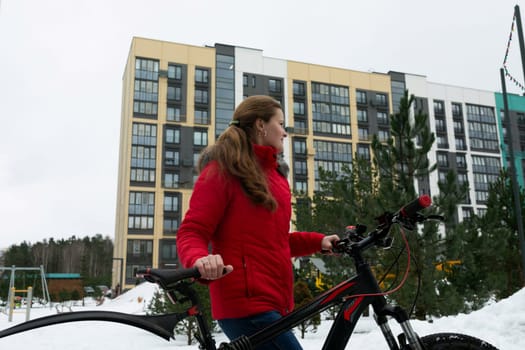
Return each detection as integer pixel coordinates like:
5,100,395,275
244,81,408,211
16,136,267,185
252,144,278,170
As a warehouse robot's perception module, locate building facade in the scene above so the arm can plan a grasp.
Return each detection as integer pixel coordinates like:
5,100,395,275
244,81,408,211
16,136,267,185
113,37,525,289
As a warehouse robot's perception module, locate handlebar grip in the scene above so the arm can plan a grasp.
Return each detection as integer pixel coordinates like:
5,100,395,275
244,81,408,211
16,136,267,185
399,195,431,217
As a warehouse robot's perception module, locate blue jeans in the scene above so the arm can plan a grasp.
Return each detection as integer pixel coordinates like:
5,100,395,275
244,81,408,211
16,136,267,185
218,311,303,350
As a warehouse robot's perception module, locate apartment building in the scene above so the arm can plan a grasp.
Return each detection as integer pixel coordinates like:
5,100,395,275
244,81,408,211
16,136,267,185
113,37,525,289
113,37,392,288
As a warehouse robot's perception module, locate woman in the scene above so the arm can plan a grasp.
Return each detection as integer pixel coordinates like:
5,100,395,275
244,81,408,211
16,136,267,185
177,95,338,349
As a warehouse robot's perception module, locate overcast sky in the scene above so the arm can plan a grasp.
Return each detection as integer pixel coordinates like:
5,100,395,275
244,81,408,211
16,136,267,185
1,0,524,249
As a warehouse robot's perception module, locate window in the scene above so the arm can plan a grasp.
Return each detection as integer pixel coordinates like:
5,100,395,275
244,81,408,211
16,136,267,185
358,127,369,141
357,109,368,122
165,127,180,144
435,119,446,132
311,82,350,136
269,79,282,93
357,144,370,160
164,150,179,166
375,93,387,106
294,101,305,115
167,106,182,122
195,89,208,104
164,193,179,212
452,102,462,117
195,68,209,83
378,129,389,142
130,123,156,184
168,64,182,80
128,192,154,231
433,100,445,115
159,239,177,268
377,111,388,124
293,139,307,154
294,180,307,193
293,82,305,96
313,140,352,189
294,160,308,175
163,193,181,235
134,58,159,118
456,154,467,168
167,85,182,101
164,172,179,188
356,90,367,104
195,109,209,124
437,153,448,167
194,130,208,146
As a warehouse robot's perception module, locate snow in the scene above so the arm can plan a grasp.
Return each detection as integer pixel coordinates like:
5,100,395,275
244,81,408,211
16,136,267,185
0,282,522,349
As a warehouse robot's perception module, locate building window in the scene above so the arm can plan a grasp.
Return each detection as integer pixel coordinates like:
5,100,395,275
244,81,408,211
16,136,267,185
165,127,180,144
164,172,179,188
357,109,368,123
312,82,350,136
128,192,154,231
435,118,446,132
195,68,209,84
167,85,182,101
293,82,305,96
126,239,153,283
357,144,370,160
194,129,208,146
164,150,179,166
163,193,181,235
168,64,182,80
452,102,462,117
269,79,282,93
313,140,352,190
130,123,156,184
159,239,178,268
356,90,367,104
358,127,369,141
134,58,159,118
294,180,307,193
243,74,248,87
195,109,209,124
434,100,445,115
467,104,498,151
294,160,308,176
377,111,388,124
167,106,182,122
375,93,387,106
456,154,467,168
293,138,307,154
294,101,305,115
195,89,208,104
378,129,390,142
437,153,448,167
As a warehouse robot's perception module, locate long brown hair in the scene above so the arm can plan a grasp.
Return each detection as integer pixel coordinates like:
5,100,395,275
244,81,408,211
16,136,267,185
198,95,282,210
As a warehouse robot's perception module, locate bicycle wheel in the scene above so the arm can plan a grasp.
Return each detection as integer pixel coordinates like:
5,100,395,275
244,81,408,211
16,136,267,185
420,332,498,349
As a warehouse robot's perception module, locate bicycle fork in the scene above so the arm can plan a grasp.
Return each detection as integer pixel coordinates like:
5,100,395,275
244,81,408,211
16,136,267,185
375,304,423,350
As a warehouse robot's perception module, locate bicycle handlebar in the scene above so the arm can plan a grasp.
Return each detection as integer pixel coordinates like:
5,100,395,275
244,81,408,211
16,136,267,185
398,195,431,218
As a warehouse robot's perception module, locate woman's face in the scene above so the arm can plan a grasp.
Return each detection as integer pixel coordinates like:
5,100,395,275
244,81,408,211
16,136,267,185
260,109,287,153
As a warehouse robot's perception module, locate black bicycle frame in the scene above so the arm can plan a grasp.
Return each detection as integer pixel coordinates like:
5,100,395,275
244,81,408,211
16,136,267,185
235,257,401,350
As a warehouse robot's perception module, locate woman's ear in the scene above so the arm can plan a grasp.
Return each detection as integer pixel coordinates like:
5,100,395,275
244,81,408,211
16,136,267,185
255,118,265,132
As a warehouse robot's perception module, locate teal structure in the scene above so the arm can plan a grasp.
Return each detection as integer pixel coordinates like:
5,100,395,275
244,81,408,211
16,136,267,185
495,92,525,188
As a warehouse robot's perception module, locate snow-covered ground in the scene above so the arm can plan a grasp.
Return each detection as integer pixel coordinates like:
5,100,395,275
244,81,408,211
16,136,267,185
0,282,522,349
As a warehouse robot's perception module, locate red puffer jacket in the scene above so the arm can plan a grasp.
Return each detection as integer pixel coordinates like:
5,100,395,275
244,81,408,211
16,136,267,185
176,144,325,320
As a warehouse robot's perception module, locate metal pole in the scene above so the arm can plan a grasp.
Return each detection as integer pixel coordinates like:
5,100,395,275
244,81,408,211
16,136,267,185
515,5,525,85
500,67,525,282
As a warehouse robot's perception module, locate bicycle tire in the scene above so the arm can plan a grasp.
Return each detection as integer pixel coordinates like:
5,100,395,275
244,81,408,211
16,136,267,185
420,332,499,349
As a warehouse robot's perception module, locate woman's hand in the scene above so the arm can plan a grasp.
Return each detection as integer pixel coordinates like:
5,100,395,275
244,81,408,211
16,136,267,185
321,234,340,255
194,254,234,280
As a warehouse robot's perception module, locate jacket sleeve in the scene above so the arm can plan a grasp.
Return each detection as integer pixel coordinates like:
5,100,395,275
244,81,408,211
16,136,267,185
177,162,231,268
288,231,325,257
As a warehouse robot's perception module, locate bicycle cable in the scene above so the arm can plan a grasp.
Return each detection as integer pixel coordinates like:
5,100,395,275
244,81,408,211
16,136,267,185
343,226,412,300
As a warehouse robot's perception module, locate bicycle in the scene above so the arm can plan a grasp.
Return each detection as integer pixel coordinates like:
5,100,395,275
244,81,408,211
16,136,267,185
0,196,499,349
